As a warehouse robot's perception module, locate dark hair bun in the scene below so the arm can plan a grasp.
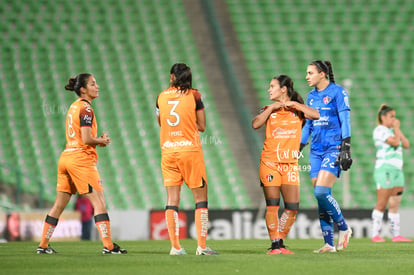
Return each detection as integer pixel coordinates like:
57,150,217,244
65,77,76,91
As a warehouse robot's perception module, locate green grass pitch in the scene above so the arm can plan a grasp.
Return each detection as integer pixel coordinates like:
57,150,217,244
1,239,413,275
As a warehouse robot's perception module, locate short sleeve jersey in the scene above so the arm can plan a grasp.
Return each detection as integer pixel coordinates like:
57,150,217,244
261,107,303,163
306,83,350,154
157,87,204,154
65,98,98,161
373,125,403,170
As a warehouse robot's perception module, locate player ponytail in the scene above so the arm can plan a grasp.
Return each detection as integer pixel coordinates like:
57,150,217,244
377,104,394,125
310,60,335,83
275,75,305,122
170,63,192,93
65,73,92,97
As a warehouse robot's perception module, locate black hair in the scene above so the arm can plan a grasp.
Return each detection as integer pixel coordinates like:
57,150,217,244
65,73,92,96
274,75,305,123
377,104,394,124
170,63,192,92
310,60,335,83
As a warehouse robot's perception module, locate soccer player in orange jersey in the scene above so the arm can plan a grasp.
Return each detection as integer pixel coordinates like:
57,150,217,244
156,63,217,255
36,74,126,254
252,75,319,254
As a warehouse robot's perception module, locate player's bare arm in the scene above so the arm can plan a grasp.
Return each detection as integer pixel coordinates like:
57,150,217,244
196,109,206,132
284,101,320,120
81,127,111,146
252,102,283,129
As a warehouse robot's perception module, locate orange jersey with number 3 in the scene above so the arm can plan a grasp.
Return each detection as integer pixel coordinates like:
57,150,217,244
261,108,302,163
65,98,98,161
157,87,204,154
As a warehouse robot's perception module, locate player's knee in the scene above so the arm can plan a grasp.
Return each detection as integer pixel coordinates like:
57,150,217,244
314,186,330,200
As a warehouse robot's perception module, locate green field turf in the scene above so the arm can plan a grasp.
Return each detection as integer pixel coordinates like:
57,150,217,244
1,239,413,275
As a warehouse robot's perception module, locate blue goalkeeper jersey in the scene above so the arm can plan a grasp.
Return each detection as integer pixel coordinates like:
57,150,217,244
306,83,350,154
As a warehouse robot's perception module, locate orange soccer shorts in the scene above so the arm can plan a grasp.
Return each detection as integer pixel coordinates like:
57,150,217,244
161,151,208,189
57,151,103,194
259,160,300,187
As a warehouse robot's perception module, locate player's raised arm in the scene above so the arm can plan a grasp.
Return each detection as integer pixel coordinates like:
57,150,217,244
252,102,283,129
284,101,319,120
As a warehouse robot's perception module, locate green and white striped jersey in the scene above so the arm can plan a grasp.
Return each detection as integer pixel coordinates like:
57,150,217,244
373,125,403,170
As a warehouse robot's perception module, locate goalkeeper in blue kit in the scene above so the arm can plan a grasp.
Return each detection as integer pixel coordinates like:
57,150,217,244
301,60,353,253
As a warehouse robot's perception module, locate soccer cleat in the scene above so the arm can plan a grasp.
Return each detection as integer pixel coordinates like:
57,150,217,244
102,243,127,254
36,245,57,254
196,246,218,255
337,228,352,251
280,248,295,255
313,243,337,253
267,249,282,255
371,235,385,242
267,239,292,255
169,247,187,255
392,235,412,242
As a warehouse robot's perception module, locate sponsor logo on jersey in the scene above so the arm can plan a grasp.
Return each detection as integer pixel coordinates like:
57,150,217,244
162,140,193,149
313,115,329,126
309,99,314,105
83,114,93,124
272,128,298,139
323,96,331,104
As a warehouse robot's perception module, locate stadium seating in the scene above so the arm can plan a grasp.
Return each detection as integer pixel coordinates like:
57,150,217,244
0,0,251,210
226,0,414,208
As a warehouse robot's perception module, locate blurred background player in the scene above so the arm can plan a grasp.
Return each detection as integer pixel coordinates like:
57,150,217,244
300,60,353,253
36,74,127,254
2,212,21,242
156,63,217,255
371,104,411,242
252,75,319,254
75,194,94,240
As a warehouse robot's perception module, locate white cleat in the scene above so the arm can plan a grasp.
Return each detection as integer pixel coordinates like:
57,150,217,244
313,243,337,253
337,228,352,251
196,246,218,255
169,247,187,255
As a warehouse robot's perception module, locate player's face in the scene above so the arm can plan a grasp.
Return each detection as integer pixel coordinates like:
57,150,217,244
381,110,396,128
84,76,100,99
268,79,283,101
306,65,324,87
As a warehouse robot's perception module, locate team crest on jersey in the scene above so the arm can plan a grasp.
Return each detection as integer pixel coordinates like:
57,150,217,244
266,174,273,182
323,96,331,104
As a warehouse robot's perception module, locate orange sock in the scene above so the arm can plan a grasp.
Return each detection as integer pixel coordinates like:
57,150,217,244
278,209,297,239
95,213,113,250
39,215,58,248
165,207,180,250
265,206,280,240
195,202,208,249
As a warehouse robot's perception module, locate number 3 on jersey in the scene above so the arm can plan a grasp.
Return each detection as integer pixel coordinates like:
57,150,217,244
167,100,180,127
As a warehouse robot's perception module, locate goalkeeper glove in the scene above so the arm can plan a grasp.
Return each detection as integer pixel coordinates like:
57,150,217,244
336,137,353,171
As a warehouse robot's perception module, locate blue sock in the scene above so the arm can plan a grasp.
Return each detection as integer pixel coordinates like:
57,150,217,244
318,207,334,246
314,186,348,232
